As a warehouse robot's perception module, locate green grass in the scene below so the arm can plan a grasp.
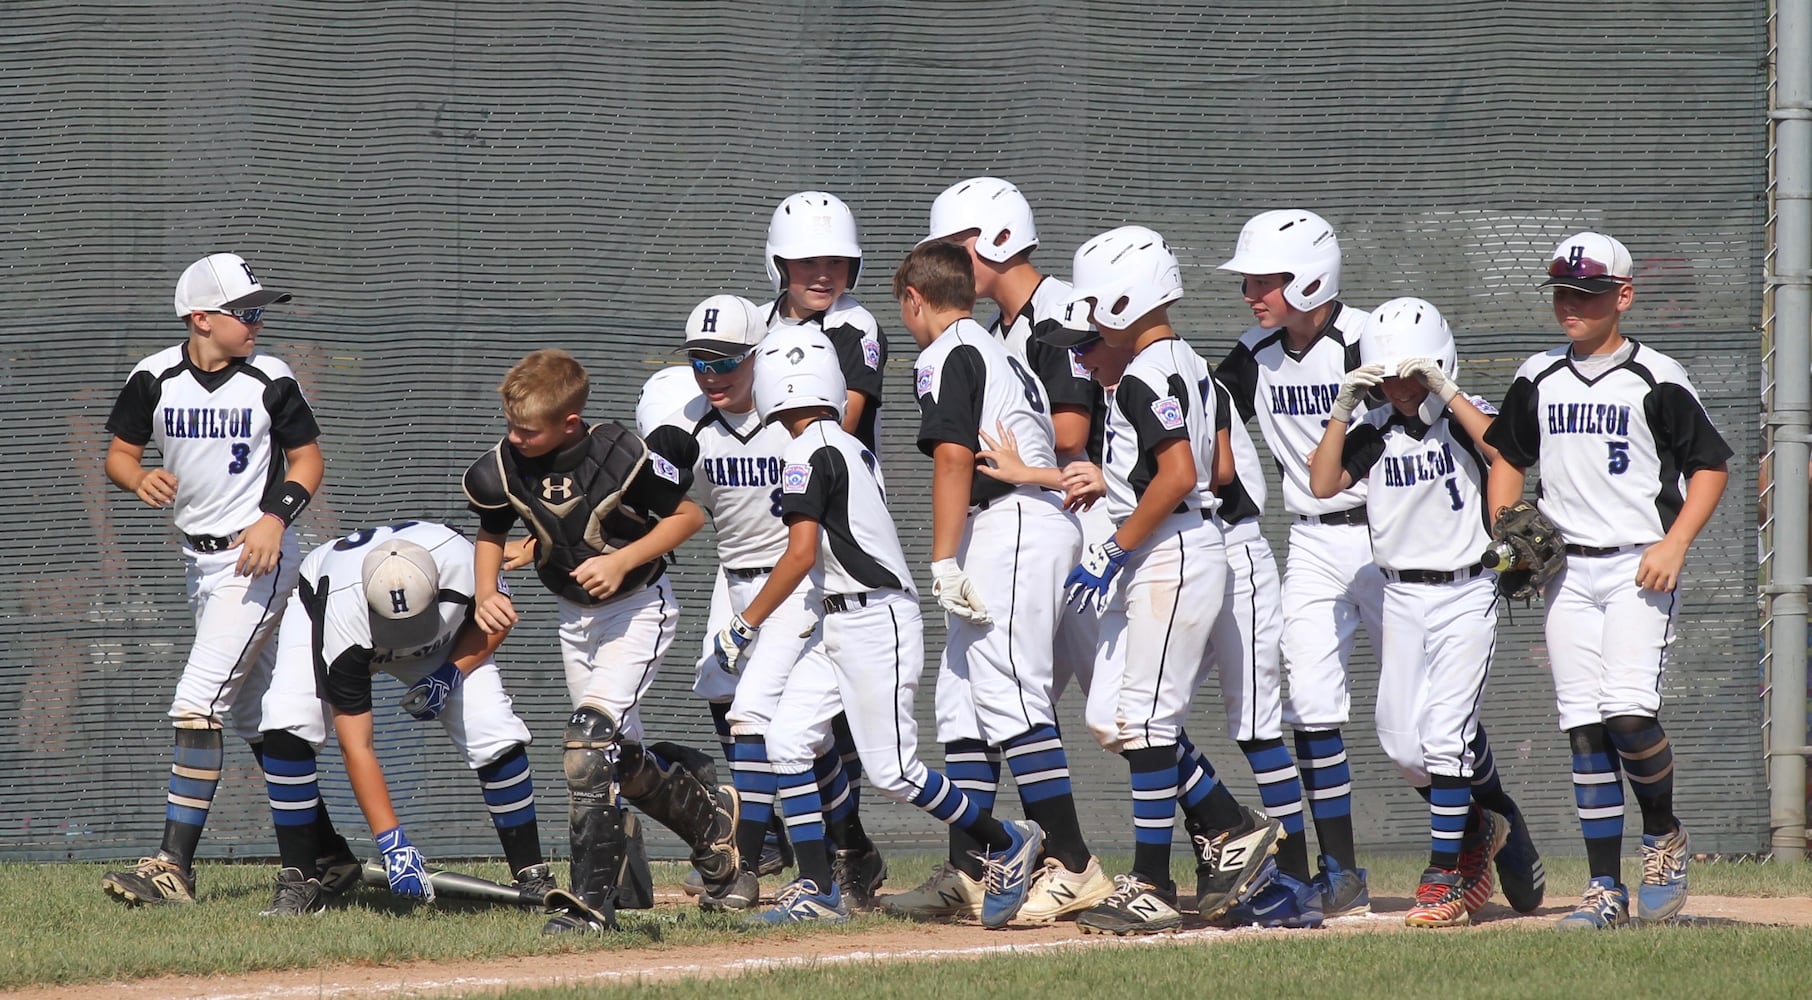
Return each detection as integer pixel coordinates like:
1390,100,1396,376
4,853,1810,991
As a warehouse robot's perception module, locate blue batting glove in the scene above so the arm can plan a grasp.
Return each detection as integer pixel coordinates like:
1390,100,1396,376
712,613,759,675
376,825,435,900
401,662,464,721
1064,538,1129,612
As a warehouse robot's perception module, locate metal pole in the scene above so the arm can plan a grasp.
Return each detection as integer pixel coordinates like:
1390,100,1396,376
1768,0,1811,862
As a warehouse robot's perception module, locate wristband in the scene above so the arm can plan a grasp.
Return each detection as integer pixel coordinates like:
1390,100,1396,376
262,481,313,527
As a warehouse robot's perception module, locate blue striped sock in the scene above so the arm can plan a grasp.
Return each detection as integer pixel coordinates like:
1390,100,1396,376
1174,732,1219,811
166,728,222,829
1128,746,1179,885
1428,775,1471,868
944,739,1000,812
910,769,982,829
777,769,831,887
1002,725,1071,804
1570,724,1626,880
1240,738,1305,840
263,749,319,830
814,746,856,826
731,735,776,865
476,745,537,830
1295,728,1352,820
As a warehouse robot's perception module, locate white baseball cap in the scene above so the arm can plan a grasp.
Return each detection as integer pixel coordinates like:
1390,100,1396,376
678,294,766,358
174,252,293,317
361,540,443,650
1541,232,1633,294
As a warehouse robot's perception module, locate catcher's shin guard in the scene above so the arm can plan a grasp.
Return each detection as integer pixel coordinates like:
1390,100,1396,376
564,707,629,915
619,741,739,890
615,812,655,909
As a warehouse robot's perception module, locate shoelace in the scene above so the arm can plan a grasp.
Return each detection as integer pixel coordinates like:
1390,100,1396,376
1104,874,1150,905
1640,835,1684,886
1576,882,1614,914
773,880,818,908
981,838,1031,894
1415,877,1458,906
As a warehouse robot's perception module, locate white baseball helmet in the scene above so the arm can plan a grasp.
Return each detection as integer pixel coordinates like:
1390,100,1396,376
1068,225,1184,331
765,191,864,292
635,365,700,436
920,177,1038,263
1360,296,1456,375
752,327,847,423
1217,209,1342,311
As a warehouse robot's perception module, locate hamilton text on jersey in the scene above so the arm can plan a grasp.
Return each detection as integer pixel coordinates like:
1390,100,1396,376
1381,443,1456,488
701,455,784,488
1546,402,1633,437
1268,383,1340,416
164,406,255,439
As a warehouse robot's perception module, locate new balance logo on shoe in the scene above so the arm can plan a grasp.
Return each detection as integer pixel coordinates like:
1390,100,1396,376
1220,844,1251,870
1129,895,1166,920
938,889,967,907
1046,884,1078,905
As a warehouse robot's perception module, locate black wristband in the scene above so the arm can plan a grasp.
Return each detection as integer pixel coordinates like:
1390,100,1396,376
262,481,313,527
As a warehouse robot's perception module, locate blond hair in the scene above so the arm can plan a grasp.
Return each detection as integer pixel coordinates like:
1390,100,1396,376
499,349,589,425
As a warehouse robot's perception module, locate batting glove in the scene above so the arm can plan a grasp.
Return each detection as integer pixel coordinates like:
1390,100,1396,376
401,662,464,721
1064,538,1129,612
376,825,435,900
712,613,758,675
930,558,993,626
1398,356,1460,402
1330,364,1387,423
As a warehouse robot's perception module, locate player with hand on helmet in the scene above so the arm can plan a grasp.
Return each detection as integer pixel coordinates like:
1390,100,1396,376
1308,297,1543,928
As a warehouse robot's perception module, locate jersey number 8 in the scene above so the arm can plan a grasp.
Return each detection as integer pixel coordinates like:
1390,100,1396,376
1005,357,1046,414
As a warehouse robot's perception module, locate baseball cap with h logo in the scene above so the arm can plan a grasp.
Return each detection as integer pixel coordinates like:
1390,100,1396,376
678,294,766,359
361,539,443,650
174,252,293,316
1540,232,1633,295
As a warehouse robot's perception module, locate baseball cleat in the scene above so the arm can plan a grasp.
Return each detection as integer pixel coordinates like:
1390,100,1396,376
1217,870,1324,929
1192,806,1283,920
1494,801,1546,914
1016,855,1116,924
748,877,849,925
541,888,620,934
1076,874,1182,935
699,869,760,912
831,844,888,910
102,852,196,906
1637,822,1691,922
513,862,557,904
1456,807,1509,913
980,819,1044,929
259,867,325,917
314,842,364,897
1312,854,1371,917
882,861,984,921
685,833,792,896
1557,876,1630,930
1405,867,1471,928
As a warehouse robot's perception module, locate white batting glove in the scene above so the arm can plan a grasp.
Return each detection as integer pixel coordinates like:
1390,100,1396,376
1398,357,1459,402
1330,364,1387,423
712,613,759,675
930,559,992,625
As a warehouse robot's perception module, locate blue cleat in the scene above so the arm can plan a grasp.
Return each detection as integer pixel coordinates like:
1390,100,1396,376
1218,870,1324,929
980,819,1044,929
748,877,849,925
1637,822,1691,922
1493,801,1546,914
1557,875,1630,930
1311,854,1371,917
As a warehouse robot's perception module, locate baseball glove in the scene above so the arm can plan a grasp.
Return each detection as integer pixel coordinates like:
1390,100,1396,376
1483,501,1565,601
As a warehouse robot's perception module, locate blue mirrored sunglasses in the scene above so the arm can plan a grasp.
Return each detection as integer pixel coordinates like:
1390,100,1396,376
690,351,751,375
208,307,265,325
1071,337,1104,357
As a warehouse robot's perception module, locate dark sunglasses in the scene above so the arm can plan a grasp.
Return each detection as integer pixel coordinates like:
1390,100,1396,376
690,351,751,376
1072,337,1104,357
208,307,265,325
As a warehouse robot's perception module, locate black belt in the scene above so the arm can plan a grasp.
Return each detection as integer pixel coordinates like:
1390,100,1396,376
971,487,1058,514
1296,506,1368,526
724,566,774,581
1565,543,1636,558
1381,563,1486,585
822,592,873,614
184,533,234,553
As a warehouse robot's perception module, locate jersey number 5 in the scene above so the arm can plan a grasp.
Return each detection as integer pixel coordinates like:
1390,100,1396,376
1607,441,1630,475
1005,356,1046,414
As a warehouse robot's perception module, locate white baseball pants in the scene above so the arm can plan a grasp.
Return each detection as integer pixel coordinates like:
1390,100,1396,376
1374,573,1496,784
1543,546,1677,731
170,534,300,741
1280,519,1385,730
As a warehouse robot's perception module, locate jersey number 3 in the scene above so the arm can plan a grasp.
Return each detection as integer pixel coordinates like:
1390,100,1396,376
227,443,250,475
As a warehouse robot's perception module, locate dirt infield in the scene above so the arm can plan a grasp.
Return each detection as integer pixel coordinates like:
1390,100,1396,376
9,894,1807,1000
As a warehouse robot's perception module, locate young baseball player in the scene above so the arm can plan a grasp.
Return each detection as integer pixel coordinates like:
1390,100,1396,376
713,326,1045,926
101,252,331,906
880,241,1111,924
1042,226,1283,935
1216,210,1382,915
256,520,553,916
636,296,886,910
1310,297,1542,927
1485,233,1731,928
762,191,888,454
463,349,739,933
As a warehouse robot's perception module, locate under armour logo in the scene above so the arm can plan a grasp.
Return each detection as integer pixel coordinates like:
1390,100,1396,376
786,346,804,364
701,307,719,333
541,476,575,503
240,261,259,284
389,588,409,614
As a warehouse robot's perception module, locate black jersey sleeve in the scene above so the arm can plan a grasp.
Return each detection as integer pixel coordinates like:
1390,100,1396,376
1115,372,1192,455
263,377,322,449
915,344,986,456
322,647,377,715
780,445,842,524
463,446,519,536
1483,377,1541,468
105,369,159,446
1647,383,1735,476
1025,328,1094,410
828,323,886,402
640,424,701,477
621,452,691,519
1217,342,1261,423
1340,421,1388,481
1213,377,1234,433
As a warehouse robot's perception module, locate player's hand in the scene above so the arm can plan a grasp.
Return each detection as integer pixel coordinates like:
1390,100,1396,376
134,468,178,508
1398,357,1460,402
377,826,434,899
930,558,993,625
1060,461,1105,511
1636,536,1689,593
475,591,519,634
976,422,1030,485
232,514,284,578
712,613,759,675
572,554,628,600
402,662,464,721
1330,364,1387,423
1064,538,1129,612
501,536,538,571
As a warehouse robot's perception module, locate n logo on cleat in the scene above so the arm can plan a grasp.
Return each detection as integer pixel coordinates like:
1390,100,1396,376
938,889,966,907
1128,895,1165,919
1220,844,1250,870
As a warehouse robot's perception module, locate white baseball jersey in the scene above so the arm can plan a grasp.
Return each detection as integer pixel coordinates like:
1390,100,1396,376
913,316,1059,506
1484,340,1732,549
106,343,319,537
763,293,887,453
1101,337,1219,525
638,384,792,571
1341,396,1497,573
1218,302,1369,516
989,275,1107,463
780,418,914,597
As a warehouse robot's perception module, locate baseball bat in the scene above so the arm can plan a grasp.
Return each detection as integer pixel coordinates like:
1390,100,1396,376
360,860,542,908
